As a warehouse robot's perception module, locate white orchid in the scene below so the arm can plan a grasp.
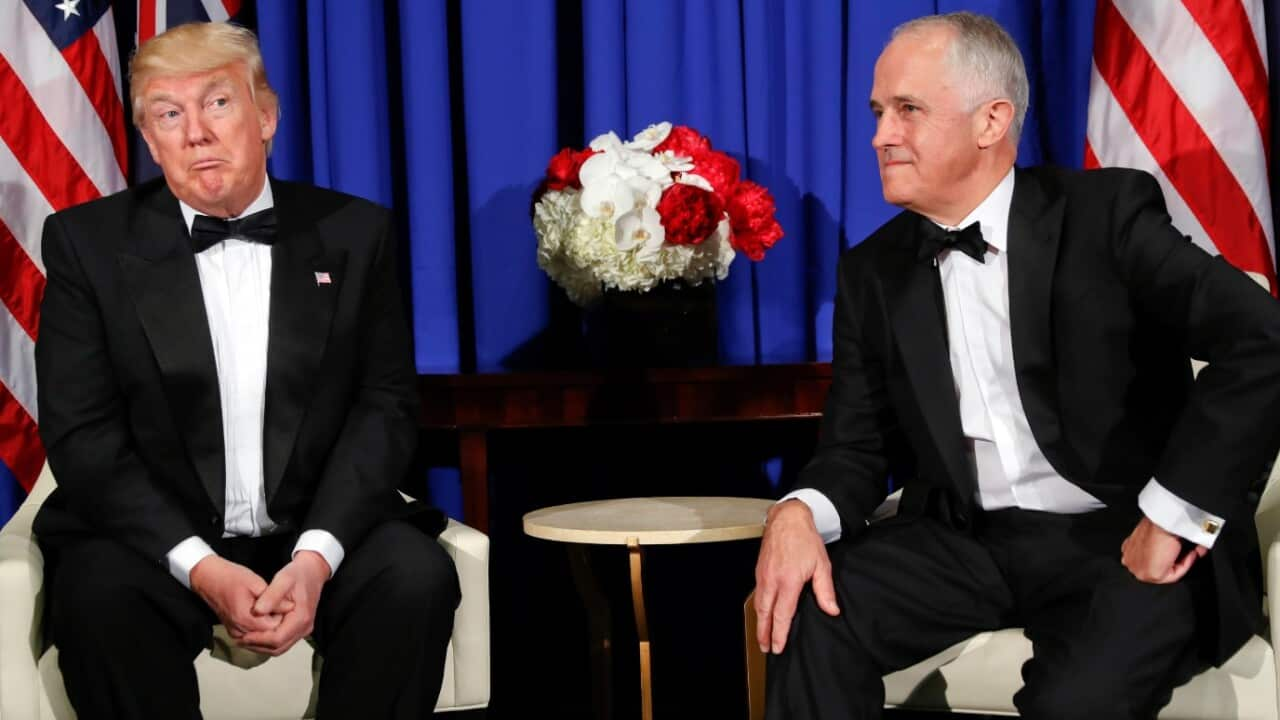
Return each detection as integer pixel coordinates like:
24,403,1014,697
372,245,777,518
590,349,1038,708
624,175,663,211
622,150,673,184
656,150,694,173
579,176,635,220
579,151,642,219
589,131,625,154
675,172,715,193
579,151,634,185
625,121,672,151
615,206,666,263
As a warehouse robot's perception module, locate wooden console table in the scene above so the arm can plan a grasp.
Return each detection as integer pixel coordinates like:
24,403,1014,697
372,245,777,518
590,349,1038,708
417,363,833,532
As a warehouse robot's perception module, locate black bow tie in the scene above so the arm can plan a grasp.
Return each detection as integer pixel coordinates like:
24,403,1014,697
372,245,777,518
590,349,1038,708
917,218,987,264
189,208,278,254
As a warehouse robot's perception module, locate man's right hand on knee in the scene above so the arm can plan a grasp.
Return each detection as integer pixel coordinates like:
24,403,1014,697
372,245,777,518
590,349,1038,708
190,555,286,640
754,499,840,655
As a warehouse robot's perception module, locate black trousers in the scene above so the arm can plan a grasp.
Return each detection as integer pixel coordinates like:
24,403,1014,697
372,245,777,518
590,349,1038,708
765,507,1206,720
48,520,460,719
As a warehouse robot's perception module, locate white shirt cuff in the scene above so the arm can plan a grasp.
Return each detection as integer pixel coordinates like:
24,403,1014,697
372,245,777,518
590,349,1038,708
778,489,843,544
1138,478,1225,549
293,530,345,577
166,536,217,589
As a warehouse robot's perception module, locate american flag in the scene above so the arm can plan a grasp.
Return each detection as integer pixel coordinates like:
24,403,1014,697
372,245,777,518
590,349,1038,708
0,1,247,524
1086,0,1277,294
0,0,127,520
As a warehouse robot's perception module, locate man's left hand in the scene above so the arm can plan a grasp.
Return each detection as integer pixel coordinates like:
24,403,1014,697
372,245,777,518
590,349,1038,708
236,550,331,655
1121,516,1208,584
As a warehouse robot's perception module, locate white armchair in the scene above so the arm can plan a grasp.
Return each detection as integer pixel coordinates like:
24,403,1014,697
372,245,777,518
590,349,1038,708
744,269,1280,719
746,452,1280,719
0,465,490,719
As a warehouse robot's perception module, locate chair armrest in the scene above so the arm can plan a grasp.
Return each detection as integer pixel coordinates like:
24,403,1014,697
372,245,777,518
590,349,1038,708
1260,450,1280,713
437,519,490,709
1265,535,1280,714
0,470,54,720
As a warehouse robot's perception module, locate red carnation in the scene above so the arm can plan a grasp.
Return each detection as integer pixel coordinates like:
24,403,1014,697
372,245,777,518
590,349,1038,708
727,181,784,261
654,126,711,158
545,147,596,191
657,183,724,246
688,150,740,204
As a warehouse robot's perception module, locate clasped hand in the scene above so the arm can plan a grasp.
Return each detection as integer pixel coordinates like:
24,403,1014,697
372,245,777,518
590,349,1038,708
189,550,331,656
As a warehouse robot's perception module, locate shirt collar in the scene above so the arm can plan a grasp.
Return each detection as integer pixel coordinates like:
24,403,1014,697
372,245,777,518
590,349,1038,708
935,166,1016,254
178,177,274,235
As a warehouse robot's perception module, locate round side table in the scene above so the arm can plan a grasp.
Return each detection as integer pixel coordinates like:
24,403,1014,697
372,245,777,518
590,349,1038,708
524,496,773,720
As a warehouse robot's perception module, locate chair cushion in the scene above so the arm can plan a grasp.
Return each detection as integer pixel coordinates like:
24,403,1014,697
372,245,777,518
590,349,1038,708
883,629,1277,719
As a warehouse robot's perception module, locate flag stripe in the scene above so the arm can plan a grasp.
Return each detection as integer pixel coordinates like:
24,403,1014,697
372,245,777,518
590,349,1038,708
0,309,37,421
1093,1,1276,291
156,0,168,34
223,0,242,16
0,379,43,492
1109,0,1274,251
1240,0,1269,72
92,8,123,104
0,7,126,196
1180,0,1270,159
139,0,157,44
1083,141,1100,170
0,217,44,340
0,136,54,272
61,23,128,178
1085,70,1217,257
202,0,230,23
0,55,105,212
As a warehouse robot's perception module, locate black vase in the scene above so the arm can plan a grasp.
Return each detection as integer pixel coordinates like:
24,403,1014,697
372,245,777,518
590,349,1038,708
585,281,718,368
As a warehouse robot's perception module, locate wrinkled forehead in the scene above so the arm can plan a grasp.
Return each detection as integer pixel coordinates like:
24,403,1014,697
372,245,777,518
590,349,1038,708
872,29,961,100
878,27,953,75
142,66,245,104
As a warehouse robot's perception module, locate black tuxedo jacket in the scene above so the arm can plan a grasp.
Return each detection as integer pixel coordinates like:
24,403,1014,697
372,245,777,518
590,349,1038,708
797,166,1280,664
33,177,443,569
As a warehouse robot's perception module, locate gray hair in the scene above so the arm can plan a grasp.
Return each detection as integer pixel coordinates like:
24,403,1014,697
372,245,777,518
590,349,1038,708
892,12,1029,143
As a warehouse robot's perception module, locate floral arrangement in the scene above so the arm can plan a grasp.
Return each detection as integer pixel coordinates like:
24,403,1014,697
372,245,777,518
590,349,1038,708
533,122,784,306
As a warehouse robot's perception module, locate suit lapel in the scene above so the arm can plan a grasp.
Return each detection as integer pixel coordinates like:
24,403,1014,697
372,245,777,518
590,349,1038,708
117,185,224,511
884,222,975,498
1007,168,1080,479
262,180,347,503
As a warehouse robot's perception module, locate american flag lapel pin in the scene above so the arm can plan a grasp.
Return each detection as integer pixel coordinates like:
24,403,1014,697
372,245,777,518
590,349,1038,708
314,271,332,285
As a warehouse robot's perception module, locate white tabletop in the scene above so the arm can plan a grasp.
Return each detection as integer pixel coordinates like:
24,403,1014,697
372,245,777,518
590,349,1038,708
523,496,774,545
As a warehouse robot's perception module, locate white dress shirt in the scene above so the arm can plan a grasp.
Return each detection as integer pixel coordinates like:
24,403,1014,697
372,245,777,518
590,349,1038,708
785,168,1224,548
165,179,345,589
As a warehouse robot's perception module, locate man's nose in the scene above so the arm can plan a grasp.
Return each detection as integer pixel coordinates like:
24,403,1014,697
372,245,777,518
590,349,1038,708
871,113,899,150
183,113,212,145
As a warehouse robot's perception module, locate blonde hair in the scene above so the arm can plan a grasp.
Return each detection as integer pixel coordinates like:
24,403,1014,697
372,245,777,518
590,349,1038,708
893,12,1029,143
129,22,279,148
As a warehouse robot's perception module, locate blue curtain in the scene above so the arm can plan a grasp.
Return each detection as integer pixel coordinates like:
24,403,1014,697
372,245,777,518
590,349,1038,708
255,0,1104,374
6,1,1274,526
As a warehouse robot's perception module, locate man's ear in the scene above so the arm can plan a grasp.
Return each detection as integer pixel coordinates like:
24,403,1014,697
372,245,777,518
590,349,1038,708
259,101,278,144
976,99,1015,149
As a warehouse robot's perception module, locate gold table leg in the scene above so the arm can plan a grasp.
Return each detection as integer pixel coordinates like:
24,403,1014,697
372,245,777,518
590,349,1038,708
627,537,652,720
